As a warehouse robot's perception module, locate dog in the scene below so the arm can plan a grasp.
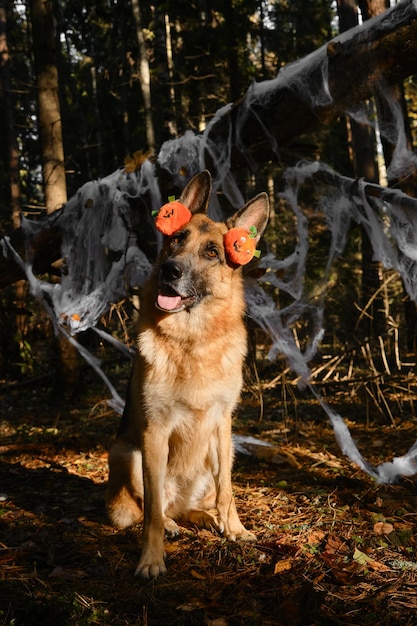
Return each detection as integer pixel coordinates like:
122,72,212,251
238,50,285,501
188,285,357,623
106,170,269,578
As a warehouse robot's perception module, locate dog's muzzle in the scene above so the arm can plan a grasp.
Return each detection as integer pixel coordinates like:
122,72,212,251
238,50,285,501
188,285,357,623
156,260,197,313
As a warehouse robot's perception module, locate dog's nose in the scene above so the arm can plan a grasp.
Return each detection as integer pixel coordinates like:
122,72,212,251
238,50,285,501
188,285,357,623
160,260,183,282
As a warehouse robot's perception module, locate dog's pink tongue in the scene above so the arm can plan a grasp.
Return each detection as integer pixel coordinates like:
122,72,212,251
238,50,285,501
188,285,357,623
157,294,182,311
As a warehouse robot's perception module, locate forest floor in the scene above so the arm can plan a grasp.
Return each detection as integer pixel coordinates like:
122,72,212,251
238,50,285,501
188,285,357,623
1,358,417,626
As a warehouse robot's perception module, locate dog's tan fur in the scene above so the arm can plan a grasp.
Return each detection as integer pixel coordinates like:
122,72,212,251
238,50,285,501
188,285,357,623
106,171,269,578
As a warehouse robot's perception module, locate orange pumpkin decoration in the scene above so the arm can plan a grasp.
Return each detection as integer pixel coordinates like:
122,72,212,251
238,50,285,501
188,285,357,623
155,200,192,236
224,226,260,265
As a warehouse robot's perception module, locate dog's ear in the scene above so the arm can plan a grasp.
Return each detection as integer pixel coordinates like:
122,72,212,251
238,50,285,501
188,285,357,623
179,170,212,215
227,192,270,242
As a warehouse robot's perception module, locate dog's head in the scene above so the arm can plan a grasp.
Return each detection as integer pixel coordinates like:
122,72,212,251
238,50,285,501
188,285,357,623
154,171,269,314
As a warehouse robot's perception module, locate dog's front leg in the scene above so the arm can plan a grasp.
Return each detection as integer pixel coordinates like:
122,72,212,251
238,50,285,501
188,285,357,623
135,425,169,579
215,417,256,542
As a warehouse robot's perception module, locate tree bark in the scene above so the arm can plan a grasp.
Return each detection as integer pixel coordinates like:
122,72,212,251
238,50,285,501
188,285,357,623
337,0,386,339
360,0,417,351
164,12,178,137
0,3,21,228
31,0,79,396
30,0,67,213
223,0,241,102
131,0,156,153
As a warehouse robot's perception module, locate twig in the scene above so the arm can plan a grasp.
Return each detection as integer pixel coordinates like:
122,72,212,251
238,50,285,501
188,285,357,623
353,273,398,334
378,335,391,376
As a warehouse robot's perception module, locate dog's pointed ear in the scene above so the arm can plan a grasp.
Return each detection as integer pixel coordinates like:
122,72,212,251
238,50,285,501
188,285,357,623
179,170,212,215
227,192,270,242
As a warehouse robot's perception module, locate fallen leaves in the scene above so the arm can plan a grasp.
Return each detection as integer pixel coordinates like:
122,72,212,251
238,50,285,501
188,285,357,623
321,534,390,583
275,582,324,626
3,381,417,624
352,547,390,572
191,568,208,580
274,558,293,574
373,521,394,535
48,566,88,580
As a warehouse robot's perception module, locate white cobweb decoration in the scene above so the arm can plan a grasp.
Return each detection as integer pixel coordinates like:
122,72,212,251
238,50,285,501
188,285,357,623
244,158,417,484
3,160,161,410
3,2,417,481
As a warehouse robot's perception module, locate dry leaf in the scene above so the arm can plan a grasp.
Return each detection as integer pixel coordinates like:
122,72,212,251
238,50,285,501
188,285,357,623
48,566,88,580
164,541,180,553
353,547,390,572
176,599,206,612
307,529,326,545
321,536,357,584
274,558,293,574
368,559,390,572
352,547,374,566
324,535,349,555
373,521,394,536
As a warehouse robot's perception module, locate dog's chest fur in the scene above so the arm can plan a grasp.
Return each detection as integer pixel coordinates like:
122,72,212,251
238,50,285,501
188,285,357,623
138,297,247,422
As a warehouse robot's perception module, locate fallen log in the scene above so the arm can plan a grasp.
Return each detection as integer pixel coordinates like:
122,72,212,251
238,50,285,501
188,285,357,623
215,0,417,167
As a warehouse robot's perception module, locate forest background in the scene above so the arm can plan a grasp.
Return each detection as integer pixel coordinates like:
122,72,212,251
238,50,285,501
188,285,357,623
0,0,415,389
1,0,417,396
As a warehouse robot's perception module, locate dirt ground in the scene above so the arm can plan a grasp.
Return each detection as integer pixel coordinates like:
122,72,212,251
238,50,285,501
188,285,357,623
1,361,417,626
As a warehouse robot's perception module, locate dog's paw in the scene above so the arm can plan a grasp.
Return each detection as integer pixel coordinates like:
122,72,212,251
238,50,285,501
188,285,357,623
236,528,257,542
223,525,256,542
188,509,220,532
164,517,180,538
135,556,167,579
106,500,142,529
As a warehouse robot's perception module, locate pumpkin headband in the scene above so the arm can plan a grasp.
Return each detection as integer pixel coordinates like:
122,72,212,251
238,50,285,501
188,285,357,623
153,198,261,266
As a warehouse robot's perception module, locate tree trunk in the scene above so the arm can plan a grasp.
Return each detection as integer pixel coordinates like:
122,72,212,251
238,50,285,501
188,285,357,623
90,62,104,177
223,0,241,102
337,0,386,340
0,2,21,228
31,0,79,397
357,0,389,20
377,83,417,349
359,0,417,352
1,3,31,375
164,12,178,137
30,0,67,213
131,0,156,153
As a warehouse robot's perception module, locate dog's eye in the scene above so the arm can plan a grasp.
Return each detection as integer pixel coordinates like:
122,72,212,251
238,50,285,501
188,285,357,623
170,232,186,247
206,246,219,259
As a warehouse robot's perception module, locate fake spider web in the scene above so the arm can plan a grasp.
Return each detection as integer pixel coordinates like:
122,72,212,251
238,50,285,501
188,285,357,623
3,3,417,483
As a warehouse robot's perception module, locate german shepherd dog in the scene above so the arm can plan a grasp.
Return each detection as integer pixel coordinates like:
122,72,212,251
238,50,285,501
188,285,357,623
106,170,269,578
